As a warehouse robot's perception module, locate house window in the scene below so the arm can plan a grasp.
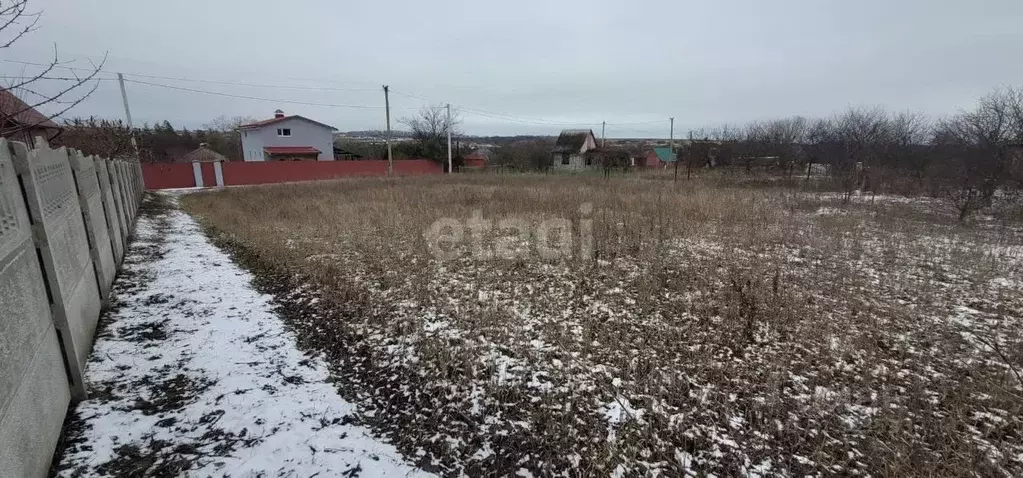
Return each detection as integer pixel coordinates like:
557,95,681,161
561,153,570,165
277,128,292,137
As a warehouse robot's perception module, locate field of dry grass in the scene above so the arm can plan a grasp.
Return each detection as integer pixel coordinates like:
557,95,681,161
181,173,1023,477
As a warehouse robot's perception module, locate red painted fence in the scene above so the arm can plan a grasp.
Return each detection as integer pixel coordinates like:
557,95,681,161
142,163,195,189
142,159,443,190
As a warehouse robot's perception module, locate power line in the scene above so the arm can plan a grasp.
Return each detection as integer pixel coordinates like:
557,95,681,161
392,89,601,126
1,59,379,91
2,58,672,129
123,78,395,109
0,75,115,82
607,120,667,126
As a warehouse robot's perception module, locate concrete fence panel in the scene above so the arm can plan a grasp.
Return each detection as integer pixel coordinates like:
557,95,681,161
11,139,102,399
0,139,72,478
95,159,124,265
132,163,141,212
122,162,137,220
69,151,116,301
120,162,135,227
114,162,129,223
107,160,129,245
135,162,143,198
136,161,144,197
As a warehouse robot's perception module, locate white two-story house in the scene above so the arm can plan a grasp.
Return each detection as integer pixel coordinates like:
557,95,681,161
239,109,338,161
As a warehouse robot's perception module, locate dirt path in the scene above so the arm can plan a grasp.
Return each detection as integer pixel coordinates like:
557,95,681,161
53,195,431,477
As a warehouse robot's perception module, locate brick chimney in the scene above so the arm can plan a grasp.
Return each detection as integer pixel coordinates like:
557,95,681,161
274,109,285,118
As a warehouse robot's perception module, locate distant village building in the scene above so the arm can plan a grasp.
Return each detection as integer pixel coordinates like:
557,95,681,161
551,129,599,171
239,109,338,161
181,143,228,163
0,89,62,147
641,147,676,168
463,148,490,169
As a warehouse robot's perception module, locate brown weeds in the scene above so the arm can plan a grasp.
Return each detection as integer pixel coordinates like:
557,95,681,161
182,174,1023,477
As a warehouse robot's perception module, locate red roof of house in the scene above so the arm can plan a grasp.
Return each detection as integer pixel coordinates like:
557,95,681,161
464,152,487,161
0,89,61,129
263,146,321,155
239,115,338,131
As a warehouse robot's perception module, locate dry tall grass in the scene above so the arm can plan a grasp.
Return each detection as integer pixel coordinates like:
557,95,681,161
182,173,1023,477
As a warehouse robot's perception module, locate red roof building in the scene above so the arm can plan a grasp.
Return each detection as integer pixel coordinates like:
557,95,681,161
239,109,338,161
0,89,62,147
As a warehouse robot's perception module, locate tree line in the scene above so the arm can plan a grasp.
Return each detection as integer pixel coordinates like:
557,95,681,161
683,87,1023,219
488,87,1023,220
53,116,253,164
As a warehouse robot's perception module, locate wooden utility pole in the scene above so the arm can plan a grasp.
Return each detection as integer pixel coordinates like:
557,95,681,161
446,103,452,174
601,120,606,148
383,85,393,175
117,73,140,157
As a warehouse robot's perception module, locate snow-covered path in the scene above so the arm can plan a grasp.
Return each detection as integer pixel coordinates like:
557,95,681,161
55,198,431,477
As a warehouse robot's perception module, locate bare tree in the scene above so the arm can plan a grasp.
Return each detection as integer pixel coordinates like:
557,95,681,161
762,116,808,177
203,115,258,133
0,0,105,140
826,107,892,200
55,116,134,158
493,139,554,172
934,88,1023,220
399,104,461,168
883,111,932,183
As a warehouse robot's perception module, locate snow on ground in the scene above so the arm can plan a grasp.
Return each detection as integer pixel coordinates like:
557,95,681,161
54,198,431,477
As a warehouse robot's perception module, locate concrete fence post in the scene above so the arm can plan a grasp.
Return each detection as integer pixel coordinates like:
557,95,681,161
9,138,102,399
192,160,204,188
214,160,225,187
69,151,117,302
95,159,125,265
0,138,72,478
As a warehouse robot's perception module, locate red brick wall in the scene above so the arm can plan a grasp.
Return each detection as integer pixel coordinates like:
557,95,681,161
143,160,444,189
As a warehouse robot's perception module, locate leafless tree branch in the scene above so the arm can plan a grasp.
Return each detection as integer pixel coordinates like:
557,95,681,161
1,1,107,138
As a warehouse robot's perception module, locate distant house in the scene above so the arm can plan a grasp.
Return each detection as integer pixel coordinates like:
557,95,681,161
181,143,228,163
0,89,62,147
463,149,489,169
551,129,599,170
642,147,676,168
239,109,338,161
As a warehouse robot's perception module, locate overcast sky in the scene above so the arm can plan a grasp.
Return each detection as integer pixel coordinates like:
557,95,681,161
4,0,1023,137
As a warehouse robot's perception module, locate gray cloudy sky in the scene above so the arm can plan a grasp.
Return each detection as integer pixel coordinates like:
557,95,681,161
5,0,1023,137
